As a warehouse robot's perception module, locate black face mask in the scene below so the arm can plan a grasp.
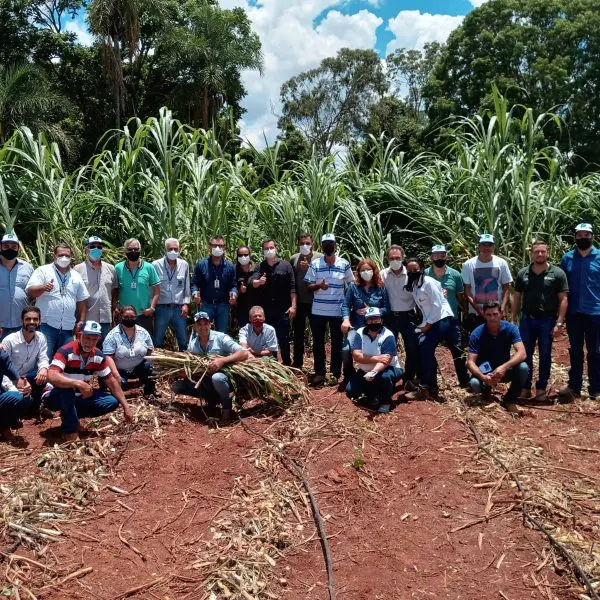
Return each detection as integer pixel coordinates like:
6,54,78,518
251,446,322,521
121,318,137,328
366,323,383,333
1,248,18,260
322,243,335,256
126,251,140,261
406,271,421,288
433,259,446,268
575,238,592,250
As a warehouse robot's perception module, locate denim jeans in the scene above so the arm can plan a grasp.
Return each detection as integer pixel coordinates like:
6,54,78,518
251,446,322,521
154,305,188,350
0,390,33,428
446,317,469,385
311,315,343,378
417,317,459,390
201,302,230,333
266,311,291,366
99,323,112,342
346,366,403,405
119,360,155,395
292,303,314,369
44,388,119,433
0,327,20,342
384,311,419,381
567,312,600,396
172,372,232,410
342,329,359,378
40,324,72,360
519,315,555,390
469,362,530,401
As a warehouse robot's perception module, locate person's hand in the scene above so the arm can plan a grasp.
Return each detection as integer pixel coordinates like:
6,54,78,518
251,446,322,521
442,288,448,298
35,368,48,386
42,279,55,293
356,307,367,316
341,319,351,334
420,323,432,333
240,283,247,294
208,357,226,372
142,307,155,317
258,273,267,286
193,292,201,307
75,321,83,335
229,293,236,306
122,404,134,423
319,279,329,290
373,354,391,364
553,324,565,338
493,365,507,381
77,381,94,399
17,378,32,395
181,304,189,318
299,258,309,271
287,306,297,319
481,374,494,386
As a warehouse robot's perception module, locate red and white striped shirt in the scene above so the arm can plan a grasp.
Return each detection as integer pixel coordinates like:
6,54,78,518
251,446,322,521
49,340,111,382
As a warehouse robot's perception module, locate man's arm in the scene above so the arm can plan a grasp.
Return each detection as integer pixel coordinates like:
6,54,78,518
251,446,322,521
0,351,20,382
466,351,492,384
102,373,133,421
150,284,160,309
556,291,568,325
221,349,249,366
463,284,481,315
47,367,91,394
511,291,523,323
500,283,511,317
76,300,87,323
351,350,390,370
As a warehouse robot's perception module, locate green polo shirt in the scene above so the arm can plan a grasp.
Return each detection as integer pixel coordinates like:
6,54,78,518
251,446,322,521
115,260,160,315
425,265,464,317
515,264,568,317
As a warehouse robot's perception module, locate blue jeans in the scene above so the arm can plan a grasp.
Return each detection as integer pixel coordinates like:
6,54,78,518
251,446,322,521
0,390,33,428
44,388,119,433
40,324,72,360
154,305,188,350
519,315,555,390
384,311,419,381
201,302,230,333
567,312,600,395
311,315,343,377
172,372,232,410
0,327,20,341
469,362,530,401
120,360,155,395
99,323,112,341
342,329,359,378
346,366,403,405
292,303,314,369
266,311,291,366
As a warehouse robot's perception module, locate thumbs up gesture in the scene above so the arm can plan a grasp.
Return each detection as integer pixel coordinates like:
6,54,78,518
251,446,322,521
43,279,55,292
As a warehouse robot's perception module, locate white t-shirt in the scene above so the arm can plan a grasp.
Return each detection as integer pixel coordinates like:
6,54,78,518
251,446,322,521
461,256,513,314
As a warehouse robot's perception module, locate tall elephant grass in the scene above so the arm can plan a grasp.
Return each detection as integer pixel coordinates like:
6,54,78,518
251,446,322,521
0,93,596,272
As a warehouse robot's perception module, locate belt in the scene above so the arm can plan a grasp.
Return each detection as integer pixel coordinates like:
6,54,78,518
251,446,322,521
524,312,555,319
159,303,184,308
390,310,415,316
204,298,228,305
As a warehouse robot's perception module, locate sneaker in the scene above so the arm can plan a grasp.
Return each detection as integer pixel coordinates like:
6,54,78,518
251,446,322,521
377,404,391,414
406,386,429,402
557,386,580,403
534,389,547,401
519,388,532,399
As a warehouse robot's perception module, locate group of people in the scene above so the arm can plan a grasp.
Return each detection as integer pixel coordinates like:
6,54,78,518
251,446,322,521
0,220,598,439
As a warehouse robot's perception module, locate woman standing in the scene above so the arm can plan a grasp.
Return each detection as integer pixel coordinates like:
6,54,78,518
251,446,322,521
235,246,255,328
341,259,389,383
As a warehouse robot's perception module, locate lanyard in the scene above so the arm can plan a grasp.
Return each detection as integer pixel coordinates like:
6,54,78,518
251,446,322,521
119,326,136,349
126,261,141,282
164,258,177,282
54,267,71,296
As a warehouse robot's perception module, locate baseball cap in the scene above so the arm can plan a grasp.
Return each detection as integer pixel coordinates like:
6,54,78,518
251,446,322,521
364,307,382,320
321,233,336,243
478,234,495,244
81,320,102,336
575,223,593,233
86,236,103,246
1,233,19,244
194,311,211,322
430,244,447,254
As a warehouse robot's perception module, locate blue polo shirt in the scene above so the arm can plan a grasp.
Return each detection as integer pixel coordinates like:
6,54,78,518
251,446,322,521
468,321,522,370
560,247,600,316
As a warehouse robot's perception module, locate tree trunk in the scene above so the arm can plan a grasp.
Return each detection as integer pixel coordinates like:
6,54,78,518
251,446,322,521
113,35,122,130
202,86,209,130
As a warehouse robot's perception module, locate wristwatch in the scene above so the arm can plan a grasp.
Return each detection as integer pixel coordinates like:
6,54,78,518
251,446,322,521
556,322,565,328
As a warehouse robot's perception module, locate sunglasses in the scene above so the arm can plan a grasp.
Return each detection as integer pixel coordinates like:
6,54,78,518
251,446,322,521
238,253,250,257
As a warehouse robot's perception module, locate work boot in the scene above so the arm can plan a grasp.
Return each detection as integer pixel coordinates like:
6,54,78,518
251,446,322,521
404,379,418,392
557,386,580,403
310,374,325,387
221,409,232,424
519,388,532,399
534,389,547,401
405,386,430,401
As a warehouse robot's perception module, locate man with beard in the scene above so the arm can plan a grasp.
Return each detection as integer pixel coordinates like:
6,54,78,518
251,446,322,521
512,241,568,401
559,224,600,401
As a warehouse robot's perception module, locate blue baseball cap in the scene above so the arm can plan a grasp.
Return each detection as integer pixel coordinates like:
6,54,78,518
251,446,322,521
194,311,211,322
364,307,382,320
430,244,447,254
575,223,593,233
82,320,102,336
478,234,495,244
1,233,19,244
321,233,336,243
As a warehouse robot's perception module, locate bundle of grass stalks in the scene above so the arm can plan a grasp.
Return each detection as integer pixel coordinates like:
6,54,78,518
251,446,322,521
148,349,310,406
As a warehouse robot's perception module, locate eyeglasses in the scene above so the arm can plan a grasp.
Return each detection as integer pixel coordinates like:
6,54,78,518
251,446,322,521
211,243,225,248
238,253,250,257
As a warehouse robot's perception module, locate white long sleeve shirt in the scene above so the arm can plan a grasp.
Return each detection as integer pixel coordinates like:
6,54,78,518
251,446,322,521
412,276,454,327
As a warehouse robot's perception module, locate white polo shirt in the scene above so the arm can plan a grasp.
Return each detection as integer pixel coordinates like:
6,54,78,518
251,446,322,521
351,326,399,372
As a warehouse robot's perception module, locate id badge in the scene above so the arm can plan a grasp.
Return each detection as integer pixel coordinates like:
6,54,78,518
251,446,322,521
167,283,172,291
130,282,137,289
129,348,135,357
214,279,220,289
480,361,492,374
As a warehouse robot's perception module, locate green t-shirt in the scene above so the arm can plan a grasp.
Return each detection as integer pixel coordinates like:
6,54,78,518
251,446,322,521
515,264,568,317
115,260,160,315
425,265,464,317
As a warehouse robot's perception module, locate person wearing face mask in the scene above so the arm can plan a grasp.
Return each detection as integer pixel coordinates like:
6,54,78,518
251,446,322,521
238,306,279,358
559,223,600,402
341,259,388,387
381,245,419,390
345,307,403,414
289,233,323,369
114,238,160,335
425,245,470,387
102,305,155,396
249,239,296,366
26,243,89,359
74,236,118,341
234,246,255,328
304,233,354,386
0,233,34,341
404,258,464,401
191,235,237,334
152,238,190,350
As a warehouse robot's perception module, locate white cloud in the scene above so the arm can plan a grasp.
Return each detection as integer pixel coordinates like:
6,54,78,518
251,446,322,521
65,19,94,47
385,9,463,54
470,0,489,6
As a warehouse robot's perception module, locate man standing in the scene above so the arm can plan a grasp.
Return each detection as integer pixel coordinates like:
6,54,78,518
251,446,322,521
26,243,89,358
74,236,117,341
114,238,160,335
192,235,237,333
250,239,296,365
239,306,279,358
304,233,353,386
381,245,419,389
467,301,529,412
0,233,34,341
559,223,600,401
425,244,469,386
462,234,513,329
289,233,323,369
45,320,133,441
512,240,569,401
152,238,190,350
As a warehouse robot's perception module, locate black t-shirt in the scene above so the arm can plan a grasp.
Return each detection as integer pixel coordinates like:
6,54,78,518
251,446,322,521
515,264,569,316
249,259,296,313
236,264,256,312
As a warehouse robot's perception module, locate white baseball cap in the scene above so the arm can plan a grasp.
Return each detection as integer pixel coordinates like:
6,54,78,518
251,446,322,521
1,233,19,244
430,244,447,254
86,236,104,246
81,320,102,336
321,233,336,243
575,223,593,233
478,233,495,244
364,307,382,319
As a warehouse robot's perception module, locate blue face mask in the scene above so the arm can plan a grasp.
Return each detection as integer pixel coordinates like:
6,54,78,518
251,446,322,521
89,248,103,260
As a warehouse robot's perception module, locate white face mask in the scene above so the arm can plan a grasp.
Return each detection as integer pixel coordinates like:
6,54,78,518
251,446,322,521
166,250,179,260
264,248,277,259
360,269,374,282
238,255,250,266
55,256,71,269
211,247,224,257
389,259,403,271
299,244,312,256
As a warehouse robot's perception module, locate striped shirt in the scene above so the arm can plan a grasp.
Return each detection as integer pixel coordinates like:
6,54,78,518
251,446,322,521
304,256,353,317
49,340,111,383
